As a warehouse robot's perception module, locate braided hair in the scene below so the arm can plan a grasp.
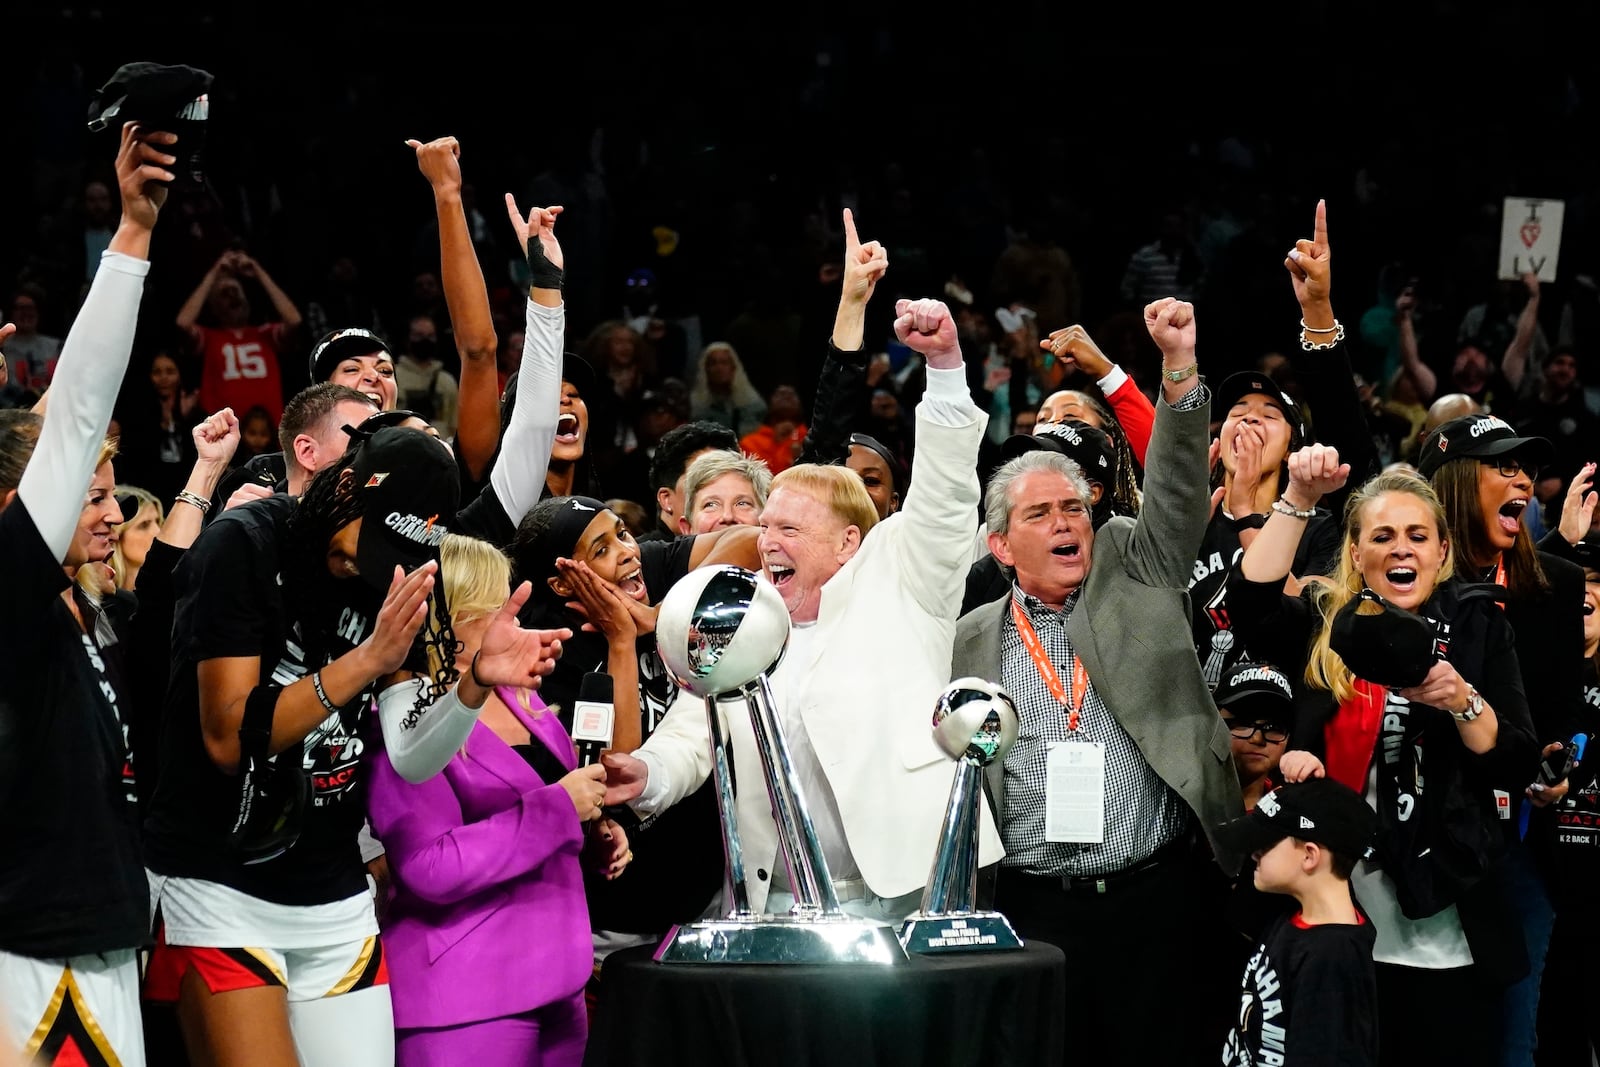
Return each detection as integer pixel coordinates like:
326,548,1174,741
283,441,461,729
1070,393,1142,518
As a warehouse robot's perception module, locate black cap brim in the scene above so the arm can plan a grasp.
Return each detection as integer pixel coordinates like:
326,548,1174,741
999,432,1068,464
561,352,598,398
1215,811,1288,860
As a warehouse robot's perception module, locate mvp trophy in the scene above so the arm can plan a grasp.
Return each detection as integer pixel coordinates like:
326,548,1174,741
652,565,905,964
898,678,1024,954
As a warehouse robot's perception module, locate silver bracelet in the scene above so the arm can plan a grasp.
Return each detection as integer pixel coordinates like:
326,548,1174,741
1271,497,1317,520
174,489,212,514
311,671,340,714
1300,318,1339,333
1299,321,1346,351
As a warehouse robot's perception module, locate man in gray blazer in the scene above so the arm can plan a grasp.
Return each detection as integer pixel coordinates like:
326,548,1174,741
953,298,1244,1067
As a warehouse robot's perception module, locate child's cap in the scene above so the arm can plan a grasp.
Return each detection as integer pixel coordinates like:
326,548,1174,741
1216,778,1376,861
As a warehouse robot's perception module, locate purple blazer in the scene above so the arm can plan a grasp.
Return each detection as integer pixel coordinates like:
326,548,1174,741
366,687,591,1030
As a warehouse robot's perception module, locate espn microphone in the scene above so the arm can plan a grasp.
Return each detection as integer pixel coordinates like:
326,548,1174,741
572,673,615,767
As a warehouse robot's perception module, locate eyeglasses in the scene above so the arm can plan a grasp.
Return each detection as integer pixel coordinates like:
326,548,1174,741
1481,457,1539,480
1224,721,1289,744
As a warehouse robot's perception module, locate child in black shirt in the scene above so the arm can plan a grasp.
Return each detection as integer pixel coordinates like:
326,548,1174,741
1216,778,1380,1067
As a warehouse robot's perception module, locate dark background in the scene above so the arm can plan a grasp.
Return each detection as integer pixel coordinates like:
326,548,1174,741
5,0,1598,394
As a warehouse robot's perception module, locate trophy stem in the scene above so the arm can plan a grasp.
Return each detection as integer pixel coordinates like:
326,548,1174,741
742,675,842,914
920,757,982,916
704,695,753,917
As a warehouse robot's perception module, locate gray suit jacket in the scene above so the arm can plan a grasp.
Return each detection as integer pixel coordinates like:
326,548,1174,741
954,392,1247,875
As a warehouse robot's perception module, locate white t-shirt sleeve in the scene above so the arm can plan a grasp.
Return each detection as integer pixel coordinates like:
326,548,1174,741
487,299,563,525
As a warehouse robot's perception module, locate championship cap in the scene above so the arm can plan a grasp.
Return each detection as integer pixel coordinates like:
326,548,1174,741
347,427,459,589
1415,414,1554,479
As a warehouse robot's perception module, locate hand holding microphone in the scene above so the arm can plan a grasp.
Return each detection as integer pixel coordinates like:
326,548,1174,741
572,672,615,767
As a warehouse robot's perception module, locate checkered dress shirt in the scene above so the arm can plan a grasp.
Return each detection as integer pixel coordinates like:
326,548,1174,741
999,585,1190,876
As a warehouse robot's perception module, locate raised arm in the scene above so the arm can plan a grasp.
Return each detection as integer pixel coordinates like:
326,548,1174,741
155,408,241,556
1041,323,1155,464
1395,287,1437,403
232,253,302,332
1501,272,1542,392
1240,445,1350,584
409,136,500,480
19,123,172,561
175,254,226,337
800,209,888,465
1118,299,1210,585
1285,199,1379,514
485,197,566,524
889,298,987,616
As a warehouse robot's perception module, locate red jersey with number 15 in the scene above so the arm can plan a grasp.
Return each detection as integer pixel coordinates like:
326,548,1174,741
194,323,287,423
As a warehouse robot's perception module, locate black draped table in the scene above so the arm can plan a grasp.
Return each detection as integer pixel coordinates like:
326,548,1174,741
585,939,1066,1067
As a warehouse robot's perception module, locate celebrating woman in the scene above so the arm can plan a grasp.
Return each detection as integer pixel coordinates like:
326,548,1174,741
368,534,627,1066
143,427,572,1067
1229,448,1536,1066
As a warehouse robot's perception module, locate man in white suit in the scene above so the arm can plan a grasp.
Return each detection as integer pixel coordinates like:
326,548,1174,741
603,295,1002,920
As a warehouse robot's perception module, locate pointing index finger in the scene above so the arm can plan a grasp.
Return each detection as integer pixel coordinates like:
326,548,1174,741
842,208,860,251
1313,199,1328,250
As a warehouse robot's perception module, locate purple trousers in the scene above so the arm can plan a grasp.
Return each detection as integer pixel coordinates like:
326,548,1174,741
395,992,586,1067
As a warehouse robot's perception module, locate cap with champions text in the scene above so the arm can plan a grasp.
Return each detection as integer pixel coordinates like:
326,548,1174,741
1416,413,1554,479
348,426,459,589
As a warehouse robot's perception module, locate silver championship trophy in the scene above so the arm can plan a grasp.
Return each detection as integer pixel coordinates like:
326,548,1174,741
898,678,1024,954
652,565,906,964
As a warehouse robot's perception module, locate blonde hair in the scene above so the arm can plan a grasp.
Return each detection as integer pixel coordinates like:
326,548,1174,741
1306,469,1454,702
69,437,124,609
769,463,879,537
690,341,764,413
437,534,524,759
440,533,512,627
109,485,163,589
682,450,773,515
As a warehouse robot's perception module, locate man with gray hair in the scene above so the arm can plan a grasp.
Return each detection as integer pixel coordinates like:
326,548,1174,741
952,299,1243,1066
676,449,772,535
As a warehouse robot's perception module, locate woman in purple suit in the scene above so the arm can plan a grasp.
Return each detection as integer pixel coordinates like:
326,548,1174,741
367,534,630,1066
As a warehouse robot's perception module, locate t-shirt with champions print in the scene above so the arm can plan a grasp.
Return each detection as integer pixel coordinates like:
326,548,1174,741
144,493,385,907
1221,911,1377,1067
0,499,146,958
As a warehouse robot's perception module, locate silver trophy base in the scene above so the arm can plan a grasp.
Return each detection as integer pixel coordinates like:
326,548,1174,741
897,911,1023,954
655,914,908,964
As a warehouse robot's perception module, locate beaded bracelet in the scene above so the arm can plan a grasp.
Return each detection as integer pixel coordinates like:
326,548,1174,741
1271,497,1317,520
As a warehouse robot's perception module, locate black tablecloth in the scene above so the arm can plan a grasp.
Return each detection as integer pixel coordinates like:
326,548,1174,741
585,939,1066,1067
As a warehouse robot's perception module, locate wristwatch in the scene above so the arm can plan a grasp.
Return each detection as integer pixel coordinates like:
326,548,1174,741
1452,685,1484,723
1162,361,1199,383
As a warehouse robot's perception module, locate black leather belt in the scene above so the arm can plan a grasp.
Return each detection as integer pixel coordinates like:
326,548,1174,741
1017,838,1186,896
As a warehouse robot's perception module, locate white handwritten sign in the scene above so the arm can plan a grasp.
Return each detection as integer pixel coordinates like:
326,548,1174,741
1499,197,1564,282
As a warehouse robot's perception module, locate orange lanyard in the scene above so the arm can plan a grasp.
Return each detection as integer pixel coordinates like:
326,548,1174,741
1492,556,1507,607
1011,598,1088,732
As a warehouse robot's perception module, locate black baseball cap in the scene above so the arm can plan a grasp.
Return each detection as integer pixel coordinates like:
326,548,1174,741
1214,661,1294,721
999,419,1116,483
87,62,213,187
347,427,460,590
1328,587,1439,689
1217,778,1376,859
310,328,394,384
1415,413,1554,479
1215,371,1308,444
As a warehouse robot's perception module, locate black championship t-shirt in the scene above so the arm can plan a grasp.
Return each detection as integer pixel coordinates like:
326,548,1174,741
1532,679,1600,910
144,494,383,907
1221,912,1378,1067
0,501,147,957
526,534,723,931
1191,509,1340,692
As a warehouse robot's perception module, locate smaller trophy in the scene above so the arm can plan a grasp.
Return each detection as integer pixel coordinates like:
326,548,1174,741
899,678,1024,954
